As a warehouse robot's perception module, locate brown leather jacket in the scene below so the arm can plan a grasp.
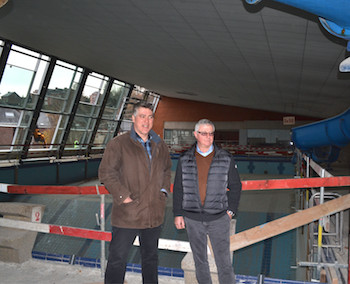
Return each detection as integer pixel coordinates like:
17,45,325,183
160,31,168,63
98,127,171,229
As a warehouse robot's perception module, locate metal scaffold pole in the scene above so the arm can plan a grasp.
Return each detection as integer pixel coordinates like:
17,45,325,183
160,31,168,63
96,184,106,277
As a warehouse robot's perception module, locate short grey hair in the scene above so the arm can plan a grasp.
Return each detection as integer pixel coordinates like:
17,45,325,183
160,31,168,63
132,101,154,116
194,119,215,132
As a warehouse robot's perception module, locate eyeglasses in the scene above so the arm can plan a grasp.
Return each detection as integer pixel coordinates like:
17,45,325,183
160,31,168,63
197,131,214,137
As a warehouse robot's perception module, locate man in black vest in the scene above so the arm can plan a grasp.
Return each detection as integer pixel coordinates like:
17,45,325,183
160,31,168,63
173,119,242,284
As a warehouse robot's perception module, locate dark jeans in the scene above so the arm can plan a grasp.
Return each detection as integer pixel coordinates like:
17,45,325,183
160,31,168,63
105,225,162,284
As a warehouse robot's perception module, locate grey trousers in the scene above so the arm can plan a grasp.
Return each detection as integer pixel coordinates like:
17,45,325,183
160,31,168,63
185,215,235,284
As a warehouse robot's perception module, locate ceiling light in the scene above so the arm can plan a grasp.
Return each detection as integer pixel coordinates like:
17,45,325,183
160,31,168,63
339,57,350,72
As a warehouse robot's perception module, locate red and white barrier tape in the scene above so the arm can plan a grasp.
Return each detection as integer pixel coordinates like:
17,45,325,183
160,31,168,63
1,176,350,195
0,218,192,252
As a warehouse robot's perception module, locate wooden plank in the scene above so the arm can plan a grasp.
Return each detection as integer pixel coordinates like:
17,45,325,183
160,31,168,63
320,269,327,283
6,185,109,195
230,193,350,251
242,176,350,191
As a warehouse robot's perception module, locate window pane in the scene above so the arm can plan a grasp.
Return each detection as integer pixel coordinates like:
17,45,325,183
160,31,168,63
131,86,146,100
93,131,109,147
0,65,33,107
9,46,40,69
44,62,82,113
66,129,86,149
121,89,159,121
13,125,28,149
122,97,143,121
146,93,159,105
0,107,21,125
82,72,109,105
120,120,132,133
106,82,127,107
93,119,118,147
37,113,60,146
102,106,118,120
0,46,49,110
43,96,67,113
76,72,109,117
48,61,82,90
19,111,33,128
0,107,21,151
66,116,95,149
76,102,93,117
122,103,134,121
55,115,69,144
103,83,129,119
72,115,89,129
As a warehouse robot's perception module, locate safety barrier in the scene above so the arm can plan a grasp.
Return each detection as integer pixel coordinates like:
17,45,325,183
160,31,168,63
0,176,349,282
2,176,350,194
1,178,350,243
0,176,349,250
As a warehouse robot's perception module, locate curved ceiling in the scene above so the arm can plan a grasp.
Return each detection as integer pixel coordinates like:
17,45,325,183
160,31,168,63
0,0,349,118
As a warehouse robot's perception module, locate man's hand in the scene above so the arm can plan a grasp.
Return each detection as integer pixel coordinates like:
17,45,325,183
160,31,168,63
174,216,185,230
226,210,234,219
123,196,133,204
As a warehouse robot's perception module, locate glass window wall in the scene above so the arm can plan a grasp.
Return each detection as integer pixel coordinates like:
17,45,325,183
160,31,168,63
0,45,51,156
93,80,131,149
0,39,160,161
66,72,109,150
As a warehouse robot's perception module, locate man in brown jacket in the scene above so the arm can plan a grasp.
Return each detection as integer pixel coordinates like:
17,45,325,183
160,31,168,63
99,101,171,284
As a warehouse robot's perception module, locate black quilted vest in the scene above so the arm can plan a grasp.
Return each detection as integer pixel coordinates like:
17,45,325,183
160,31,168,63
180,145,231,214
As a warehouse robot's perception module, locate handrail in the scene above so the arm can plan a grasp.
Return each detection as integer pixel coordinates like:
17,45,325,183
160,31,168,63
1,176,350,194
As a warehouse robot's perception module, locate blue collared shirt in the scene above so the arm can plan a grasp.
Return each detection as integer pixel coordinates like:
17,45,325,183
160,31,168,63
196,144,214,157
133,128,168,196
136,135,152,161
